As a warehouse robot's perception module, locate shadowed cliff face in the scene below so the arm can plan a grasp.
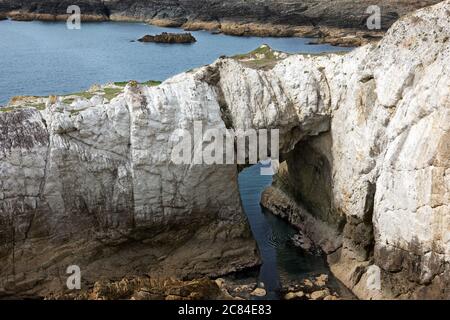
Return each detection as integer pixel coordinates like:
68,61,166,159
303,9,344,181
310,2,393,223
1,0,443,47
0,0,443,29
0,0,109,16
0,1,449,299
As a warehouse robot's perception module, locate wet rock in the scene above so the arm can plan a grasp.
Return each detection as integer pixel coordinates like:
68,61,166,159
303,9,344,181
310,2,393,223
310,289,330,300
214,278,226,288
131,290,160,300
52,277,227,300
303,279,314,288
229,283,257,300
250,288,266,297
284,291,305,300
165,294,183,300
212,278,235,300
314,274,329,287
233,284,256,293
138,32,196,44
291,232,321,255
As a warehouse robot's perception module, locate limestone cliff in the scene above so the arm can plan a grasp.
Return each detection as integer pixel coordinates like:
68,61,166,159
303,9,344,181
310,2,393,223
260,1,450,299
0,1,449,299
0,81,260,298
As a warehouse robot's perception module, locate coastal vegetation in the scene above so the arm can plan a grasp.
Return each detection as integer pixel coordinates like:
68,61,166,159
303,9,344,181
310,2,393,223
233,45,289,69
0,80,162,113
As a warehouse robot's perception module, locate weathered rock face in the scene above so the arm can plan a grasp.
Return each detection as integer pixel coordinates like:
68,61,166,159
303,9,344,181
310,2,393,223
1,0,110,21
0,0,441,28
261,1,450,299
0,1,449,299
0,81,260,297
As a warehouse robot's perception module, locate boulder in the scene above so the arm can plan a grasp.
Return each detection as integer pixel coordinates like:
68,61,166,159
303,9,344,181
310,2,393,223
314,274,329,287
284,291,305,300
310,289,330,300
250,288,266,297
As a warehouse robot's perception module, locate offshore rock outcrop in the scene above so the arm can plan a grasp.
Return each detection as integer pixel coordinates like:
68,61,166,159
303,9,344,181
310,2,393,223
0,1,449,299
0,0,443,46
138,32,196,43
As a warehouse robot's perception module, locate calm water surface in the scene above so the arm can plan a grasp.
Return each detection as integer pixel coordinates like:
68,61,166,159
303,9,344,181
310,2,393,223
238,164,348,299
0,19,350,104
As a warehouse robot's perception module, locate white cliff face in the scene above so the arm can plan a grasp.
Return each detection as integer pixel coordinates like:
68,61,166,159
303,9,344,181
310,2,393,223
0,1,449,298
262,1,450,299
0,80,259,296
325,4,450,299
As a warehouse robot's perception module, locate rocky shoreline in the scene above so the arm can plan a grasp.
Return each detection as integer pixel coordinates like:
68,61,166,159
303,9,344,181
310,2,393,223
0,0,442,46
0,11,382,47
41,273,345,300
5,10,108,22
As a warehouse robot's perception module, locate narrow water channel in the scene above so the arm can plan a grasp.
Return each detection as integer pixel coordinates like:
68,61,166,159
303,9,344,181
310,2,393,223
238,163,349,299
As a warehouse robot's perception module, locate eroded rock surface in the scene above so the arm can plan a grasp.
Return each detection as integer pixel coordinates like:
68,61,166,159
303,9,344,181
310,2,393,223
0,80,260,298
261,1,450,299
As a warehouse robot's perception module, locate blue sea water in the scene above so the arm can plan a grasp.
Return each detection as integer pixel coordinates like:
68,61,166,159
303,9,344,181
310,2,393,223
0,19,349,105
238,164,343,299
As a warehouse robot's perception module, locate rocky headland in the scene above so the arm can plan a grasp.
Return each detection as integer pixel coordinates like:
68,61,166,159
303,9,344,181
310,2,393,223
0,1,449,299
0,0,444,46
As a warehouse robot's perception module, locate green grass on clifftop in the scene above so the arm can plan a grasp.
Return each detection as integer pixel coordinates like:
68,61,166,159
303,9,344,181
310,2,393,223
0,102,46,113
232,45,286,69
114,80,162,87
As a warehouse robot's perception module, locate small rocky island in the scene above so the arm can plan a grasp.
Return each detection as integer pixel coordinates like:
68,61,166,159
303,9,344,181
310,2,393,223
138,32,196,44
